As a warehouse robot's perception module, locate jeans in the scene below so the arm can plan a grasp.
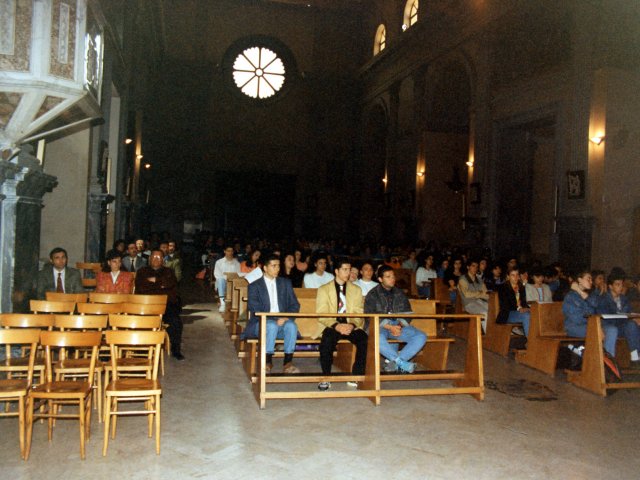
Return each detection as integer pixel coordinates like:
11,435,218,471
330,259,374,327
379,322,427,362
566,318,640,356
417,285,431,299
248,319,298,354
506,310,530,337
216,278,227,299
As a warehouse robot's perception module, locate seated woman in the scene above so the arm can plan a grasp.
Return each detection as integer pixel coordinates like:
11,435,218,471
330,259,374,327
281,253,304,288
484,263,504,292
591,269,607,297
458,259,489,332
595,270,640,364
415,254,437,299
294,249,308,273
240,249,261,273
497,267,530,337
96,250,134,294
443,257,464,304
525,267,553,303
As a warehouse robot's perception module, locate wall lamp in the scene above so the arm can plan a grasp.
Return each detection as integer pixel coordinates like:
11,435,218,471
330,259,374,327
466,160,474,167
416,171,425,178
382,177,388,184
144,163,151,169
589,135,605,145
136,154,144,160
124,138,133,144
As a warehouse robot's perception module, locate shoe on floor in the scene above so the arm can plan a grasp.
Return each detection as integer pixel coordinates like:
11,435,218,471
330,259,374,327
218,302,226,313
383,360,398,373
395,358,416,374
346,381,359,388
172,351,185,361
283,362,300,374
318,381,331,391
265,363,272,374
512,326,525,336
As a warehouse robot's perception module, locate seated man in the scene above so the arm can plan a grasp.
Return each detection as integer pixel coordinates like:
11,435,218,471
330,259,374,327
303,253,335,288
244,254,301,374
122,241,147,272
135,249,184,360
354,261,377,297
595,270,640,365
457,259,489,332
497,267,530,337
213,245,241,312
316,258,367,390
364,265,427,373
36,247,84,299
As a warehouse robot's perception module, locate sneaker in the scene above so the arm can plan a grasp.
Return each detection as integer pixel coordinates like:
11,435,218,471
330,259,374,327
512,326,525,336
283,362,300,374
383,360,398,373
346,381,358,388
395,358,416,374
317,381,331,391
218,301,226,313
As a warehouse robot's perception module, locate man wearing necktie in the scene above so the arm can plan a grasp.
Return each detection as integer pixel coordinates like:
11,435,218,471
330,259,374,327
36,247,84,299
123,241,147,272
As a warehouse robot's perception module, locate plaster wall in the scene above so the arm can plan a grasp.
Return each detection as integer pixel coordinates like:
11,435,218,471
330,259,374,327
39,128,90,265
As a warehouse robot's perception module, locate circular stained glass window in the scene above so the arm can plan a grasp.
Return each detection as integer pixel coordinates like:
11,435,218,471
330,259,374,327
232,47,286,99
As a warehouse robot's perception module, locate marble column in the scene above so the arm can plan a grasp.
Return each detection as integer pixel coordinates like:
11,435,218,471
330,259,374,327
0,148,56,312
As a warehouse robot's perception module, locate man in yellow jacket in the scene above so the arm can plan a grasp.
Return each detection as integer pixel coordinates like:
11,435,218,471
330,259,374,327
315,258,367,391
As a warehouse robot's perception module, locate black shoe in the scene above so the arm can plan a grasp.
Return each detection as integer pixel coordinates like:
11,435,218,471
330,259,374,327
172,351,185,361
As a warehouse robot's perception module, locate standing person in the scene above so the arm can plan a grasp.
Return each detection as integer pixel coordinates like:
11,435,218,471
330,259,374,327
245,255,301,374
96,250,134,294
458,259,489,332
364,265,427,374
303,253,334,288
122,241,147,272
497,267,530,337
135,249,184,360
36,247,84,299
315,259,367,391
354,261,377,297
213,245,241,312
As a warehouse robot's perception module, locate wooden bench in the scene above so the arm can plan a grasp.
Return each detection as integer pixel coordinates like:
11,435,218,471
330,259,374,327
481,291,523,357
293,288,317,299
394,268,413,296
567,315,640,396
252,311,483,408
515,302,582,376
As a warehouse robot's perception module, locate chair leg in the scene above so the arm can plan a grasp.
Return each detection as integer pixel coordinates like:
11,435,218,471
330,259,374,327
147,399,153,437
18,396,25,459
96,371,102,423
25,396,34,461
155,395,161,455
86,395,92,440
111,399,117,439
47,400,54,441
102,395,111,456
79,398,86,460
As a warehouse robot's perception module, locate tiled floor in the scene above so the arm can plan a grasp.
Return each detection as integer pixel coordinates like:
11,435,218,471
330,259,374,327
2,297,640,479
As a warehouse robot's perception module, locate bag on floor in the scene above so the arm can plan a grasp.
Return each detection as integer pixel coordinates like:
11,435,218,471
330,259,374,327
603,350,623,383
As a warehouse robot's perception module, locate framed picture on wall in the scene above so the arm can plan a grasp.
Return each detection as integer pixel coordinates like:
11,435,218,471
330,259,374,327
567,170,585,199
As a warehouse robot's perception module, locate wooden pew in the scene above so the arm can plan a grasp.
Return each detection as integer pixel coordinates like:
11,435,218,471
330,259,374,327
432,279,451,312
394,268,413,296
567,315,640,396
252,311,484,408
481,291,522,357
515,302,582,376
293,288,317,299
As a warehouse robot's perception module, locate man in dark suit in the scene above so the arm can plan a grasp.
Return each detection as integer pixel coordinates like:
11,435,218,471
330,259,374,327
122,241,147,272
36,247,84,299
245,254,300,374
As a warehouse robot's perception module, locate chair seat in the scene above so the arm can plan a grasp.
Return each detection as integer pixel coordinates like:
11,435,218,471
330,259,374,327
0,378,30,395
106,378,161,395
30,380,92,397
54,358,104,370
104,358,152,369
1,357,45,368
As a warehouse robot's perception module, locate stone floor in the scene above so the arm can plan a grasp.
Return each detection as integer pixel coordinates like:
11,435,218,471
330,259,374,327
2,283,640,479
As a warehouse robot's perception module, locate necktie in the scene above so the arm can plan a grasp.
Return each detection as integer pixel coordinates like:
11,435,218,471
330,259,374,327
56,272,64,292
132,257,136,271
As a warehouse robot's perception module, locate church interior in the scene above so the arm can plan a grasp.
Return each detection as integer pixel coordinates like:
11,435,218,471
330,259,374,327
1,0,640,477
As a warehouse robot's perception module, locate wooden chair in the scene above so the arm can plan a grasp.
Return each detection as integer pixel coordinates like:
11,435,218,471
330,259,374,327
567,315,640,396
45,292,88,303
89,292,130,304
120,303,168,374
104,314,163,387
103,330,164,456
0,328,41,459
53,315,108,421
515,302,582,376
25,330,102,460
127,294,168,305
76,262,101,289
30,300,76,314
77,302,125,315
0,314,55,385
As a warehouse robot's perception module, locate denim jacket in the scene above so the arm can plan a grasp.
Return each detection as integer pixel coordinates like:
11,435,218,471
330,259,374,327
562,290,598,331
596,291,631,315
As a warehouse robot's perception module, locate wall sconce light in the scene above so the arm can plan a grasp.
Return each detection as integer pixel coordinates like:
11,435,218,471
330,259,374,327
382,177,388,184
589,135,605,145
136,154,144,160
124,138,133,144
144,163,151,169
402,24,408,31
466,160,474,167
416,171,425,178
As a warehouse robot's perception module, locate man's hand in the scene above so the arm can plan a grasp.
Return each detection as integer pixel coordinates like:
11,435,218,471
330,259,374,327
385,324,403,337
335,323,354,335
148,277,157,283
276,318,287,326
